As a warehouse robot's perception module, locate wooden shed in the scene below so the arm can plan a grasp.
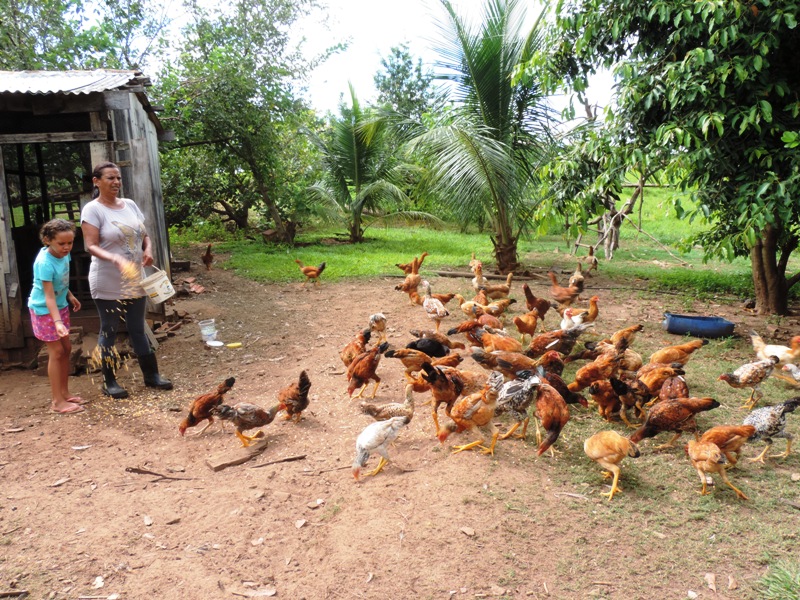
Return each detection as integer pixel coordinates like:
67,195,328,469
0,69,173,364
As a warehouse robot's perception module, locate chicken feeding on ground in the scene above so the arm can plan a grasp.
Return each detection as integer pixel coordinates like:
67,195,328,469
587,380,622,422
526,322,595,358
482,297,516,318
347,342,389,399
294,259,326,286
471,263,513,299
658,375,691,402
584,431,641,501
608,377,649,427
494,374,541,440
409,329,466,350
421,280,449,333
471,347,539,379
686,440,749,500
420,362,466,433
360,384,415,422
201,243,213,270
437,371,503,455
340,329,372,368
718,356,780,410
698,425,756,468
568,342,627,392
473,326,523,353
749,331,800,364
213,402,280,447
648,339,707,366
368,313,388,344
277,370,312,423
629,396,720,448
532,379,571,456
384,347,458,380
352,416,410,480
547,271,581,306
743,397,800,462
179,376,236,436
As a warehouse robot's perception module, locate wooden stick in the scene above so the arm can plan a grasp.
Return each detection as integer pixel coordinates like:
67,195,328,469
249,454,307,469
0,591,30,598
125,467,194,482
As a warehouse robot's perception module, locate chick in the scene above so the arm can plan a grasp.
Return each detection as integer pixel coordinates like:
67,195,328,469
352,416,410,480
584,430,640,500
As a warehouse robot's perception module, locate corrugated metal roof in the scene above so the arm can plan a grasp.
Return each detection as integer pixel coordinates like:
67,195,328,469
0,70,144,95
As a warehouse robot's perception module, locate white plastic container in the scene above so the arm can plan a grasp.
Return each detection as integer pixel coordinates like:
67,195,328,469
141,267,176,303
199,318,217,342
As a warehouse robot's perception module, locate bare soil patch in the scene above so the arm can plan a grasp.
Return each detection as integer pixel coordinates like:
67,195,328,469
1,249,798,600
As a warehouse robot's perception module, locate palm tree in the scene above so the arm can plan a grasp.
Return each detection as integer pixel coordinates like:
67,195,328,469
410,0,554,272
306,84,422,243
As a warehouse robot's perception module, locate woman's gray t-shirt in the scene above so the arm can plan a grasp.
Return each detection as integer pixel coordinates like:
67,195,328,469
81,198,147,300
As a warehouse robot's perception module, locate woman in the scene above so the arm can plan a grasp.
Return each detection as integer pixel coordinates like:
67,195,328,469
81,161,172,398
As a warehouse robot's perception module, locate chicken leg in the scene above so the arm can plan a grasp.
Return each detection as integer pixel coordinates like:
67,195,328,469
599,462,622,500
718,469,749,500
499,417,530,441
748,443,772,463
739,388,761,410
366,456,389,477
769,438,792,459
451,439,486,454
655,432,683,450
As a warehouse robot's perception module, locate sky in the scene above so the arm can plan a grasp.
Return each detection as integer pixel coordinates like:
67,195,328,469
299,0,614,120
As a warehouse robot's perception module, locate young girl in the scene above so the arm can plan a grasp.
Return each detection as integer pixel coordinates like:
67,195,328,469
27,219,84,414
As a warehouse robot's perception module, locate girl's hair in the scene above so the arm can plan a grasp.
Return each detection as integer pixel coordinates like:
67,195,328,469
91,161,121,199
40,218,76,243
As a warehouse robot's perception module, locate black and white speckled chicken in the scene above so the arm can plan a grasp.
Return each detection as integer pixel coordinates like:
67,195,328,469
743,397,800,462
359,384,415,422
494,373,542,440
213,402,280,447
718,356,780,410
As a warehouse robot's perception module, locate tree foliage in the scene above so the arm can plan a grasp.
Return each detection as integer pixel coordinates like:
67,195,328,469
538,0,800,313
156,0,324,241
410,0,555,272
374,43,439,121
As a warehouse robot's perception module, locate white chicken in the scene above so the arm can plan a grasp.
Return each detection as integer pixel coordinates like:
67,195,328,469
776,364,800,387
560,307,585,331
749,331,800,365
421,280,449,333
352,415,409,480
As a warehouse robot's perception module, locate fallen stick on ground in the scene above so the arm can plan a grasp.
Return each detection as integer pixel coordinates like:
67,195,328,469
125,467,194,482
249,454,307,469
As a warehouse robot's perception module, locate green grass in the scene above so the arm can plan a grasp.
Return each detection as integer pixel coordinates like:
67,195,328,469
753,561,800,600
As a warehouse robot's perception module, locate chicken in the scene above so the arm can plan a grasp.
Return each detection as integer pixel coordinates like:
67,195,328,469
277,370,311,423
587,380,622,421
448,320,487,347
513,308,540,342
547,271,581,306
568,345,626,392
482,297,516,318
420,362,466,433
584,431,640,500
201,243,213,270
214,402,280,447
395,272,422,304
686,440,749,500
526,323,595,358
542,369,589,408
560,307,585,331
360,384,415,422
471,347,539,379
658,375,690,402
629,396,720,448
472,264,513,299
347,342,389,399
608,377,649,427
384,347,434,379
421,280,449,333
718,356,780,410
775,363,800,387
533,381,570,456
568,261,584,292
352,416,410,480
581,340,643,373
178,376,236,436
340,329,371,367
521,283,551,324
368,313,388,344
294,259,326,286
409,329,466,350
586,245,598,274
473,326,523,353
749,331,800,364
648,339,707,366
610,324,644,349
636,364,686,399
409,290,457,306
581,295,600,324
743,397,800,462
494,374,541,440
437,371,503,455
406,337,450,358
698,425,756,467
395,251,428,275
454,294,484,318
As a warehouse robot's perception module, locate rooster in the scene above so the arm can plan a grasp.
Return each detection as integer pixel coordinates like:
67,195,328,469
294,259,326,286
201,244,213,270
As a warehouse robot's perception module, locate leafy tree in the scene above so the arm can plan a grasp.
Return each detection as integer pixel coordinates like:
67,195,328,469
157,0,323,242
540,0,800,314
306,84,426,243
409,0,555,273
0,0,168,70
374,43,439,121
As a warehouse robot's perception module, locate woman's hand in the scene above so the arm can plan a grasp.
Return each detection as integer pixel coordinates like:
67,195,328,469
142,248,154,267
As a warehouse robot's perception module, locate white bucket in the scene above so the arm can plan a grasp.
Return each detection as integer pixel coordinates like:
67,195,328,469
141,267,176,303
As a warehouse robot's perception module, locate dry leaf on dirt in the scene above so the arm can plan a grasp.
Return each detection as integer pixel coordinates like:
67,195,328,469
51,477,70,487
295,519,306,529
704,572,716,592
460,527,475,537
728,575,738,590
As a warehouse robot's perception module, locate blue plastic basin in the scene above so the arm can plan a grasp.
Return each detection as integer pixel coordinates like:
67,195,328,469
662,312,735,338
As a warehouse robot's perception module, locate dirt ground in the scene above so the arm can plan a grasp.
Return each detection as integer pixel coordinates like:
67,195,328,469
1,248,799,600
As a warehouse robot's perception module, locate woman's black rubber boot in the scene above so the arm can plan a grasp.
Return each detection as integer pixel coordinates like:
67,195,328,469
138,353,173,390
